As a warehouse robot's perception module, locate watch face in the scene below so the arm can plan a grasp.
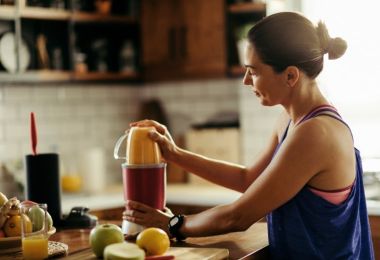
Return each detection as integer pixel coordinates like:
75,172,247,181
170,217,179,226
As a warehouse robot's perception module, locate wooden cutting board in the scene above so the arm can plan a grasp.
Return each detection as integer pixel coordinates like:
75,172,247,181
65,247,229,260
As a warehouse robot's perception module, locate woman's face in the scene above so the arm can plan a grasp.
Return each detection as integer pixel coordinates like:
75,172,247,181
242,44,289,106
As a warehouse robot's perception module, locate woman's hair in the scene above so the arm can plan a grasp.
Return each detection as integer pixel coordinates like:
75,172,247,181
247,12,347,79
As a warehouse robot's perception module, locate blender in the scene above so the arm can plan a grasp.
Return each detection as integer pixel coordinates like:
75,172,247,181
114,126,166,235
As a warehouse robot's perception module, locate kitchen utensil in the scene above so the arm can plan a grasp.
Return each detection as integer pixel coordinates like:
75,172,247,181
114,126,166,235
80,147,106,194
121,163,166,235
30,112,37,156
114,126,162,165
25,153,62,226
0,32,30,73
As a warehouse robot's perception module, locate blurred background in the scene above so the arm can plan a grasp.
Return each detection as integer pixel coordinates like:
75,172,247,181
0,0,379,200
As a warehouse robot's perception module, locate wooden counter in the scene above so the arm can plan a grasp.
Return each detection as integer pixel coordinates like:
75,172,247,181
50,222,269,259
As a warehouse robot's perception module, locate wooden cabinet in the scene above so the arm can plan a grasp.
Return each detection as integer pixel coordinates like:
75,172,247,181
0,0,266,83
0,0,140,82
141,0,266,81
369,215,380,259
141,0,227,81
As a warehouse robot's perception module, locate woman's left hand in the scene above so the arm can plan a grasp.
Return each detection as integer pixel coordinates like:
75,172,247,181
123,200,174,234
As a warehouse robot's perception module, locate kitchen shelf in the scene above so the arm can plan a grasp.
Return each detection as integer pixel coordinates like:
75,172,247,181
228,2,266,14
0,5,15,20
72,71,139,81
0,70,71,82
226,1,266,77
0,1,140,83
72,12,137,24
20,7,70,20
0,70,139,82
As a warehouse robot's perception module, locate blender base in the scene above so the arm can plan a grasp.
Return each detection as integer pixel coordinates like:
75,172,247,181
122,219,144,235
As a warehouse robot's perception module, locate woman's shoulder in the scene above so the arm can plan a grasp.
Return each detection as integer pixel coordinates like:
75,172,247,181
293,114,353,151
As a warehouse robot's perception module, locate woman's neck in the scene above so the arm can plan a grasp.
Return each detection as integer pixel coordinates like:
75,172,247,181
284,80,329,125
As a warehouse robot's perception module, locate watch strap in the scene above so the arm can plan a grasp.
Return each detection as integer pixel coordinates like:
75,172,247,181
168,214,186,241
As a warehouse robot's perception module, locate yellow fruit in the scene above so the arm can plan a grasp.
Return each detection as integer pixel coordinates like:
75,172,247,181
0,192,8,207
136,228,170,256
61,175,82,193
4,214,32,237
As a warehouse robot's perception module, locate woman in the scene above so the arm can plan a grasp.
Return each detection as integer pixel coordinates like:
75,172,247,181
124,12,374,259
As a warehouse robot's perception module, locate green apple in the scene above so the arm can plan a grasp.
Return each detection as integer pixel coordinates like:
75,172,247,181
27,205,53,232
104,242,145,260
90,223,125,258
0,192,8,207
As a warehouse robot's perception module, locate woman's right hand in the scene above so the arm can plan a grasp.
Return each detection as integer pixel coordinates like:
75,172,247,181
130,120,178,162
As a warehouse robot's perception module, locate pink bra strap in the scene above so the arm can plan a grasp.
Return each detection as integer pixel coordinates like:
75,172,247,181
295,105,340,126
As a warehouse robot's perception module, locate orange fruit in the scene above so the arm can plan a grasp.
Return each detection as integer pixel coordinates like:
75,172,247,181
136,228,170,256
3,214,32,237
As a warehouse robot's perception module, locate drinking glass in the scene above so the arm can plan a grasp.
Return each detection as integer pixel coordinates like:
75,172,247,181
21,202,49,260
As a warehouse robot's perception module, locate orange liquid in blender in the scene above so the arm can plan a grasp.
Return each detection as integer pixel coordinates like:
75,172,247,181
122,164,166,210
126,127,161,165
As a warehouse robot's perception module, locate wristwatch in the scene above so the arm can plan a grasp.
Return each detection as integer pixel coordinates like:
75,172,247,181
168,215,186,241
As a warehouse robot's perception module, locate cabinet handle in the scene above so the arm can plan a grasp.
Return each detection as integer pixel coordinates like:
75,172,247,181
168,27,177,60
179,26,187,59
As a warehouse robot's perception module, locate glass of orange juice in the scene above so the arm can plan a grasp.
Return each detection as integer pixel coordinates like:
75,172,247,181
21,202,49,260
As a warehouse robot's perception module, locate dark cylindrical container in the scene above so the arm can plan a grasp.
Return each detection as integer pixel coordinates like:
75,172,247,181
25,153,62,226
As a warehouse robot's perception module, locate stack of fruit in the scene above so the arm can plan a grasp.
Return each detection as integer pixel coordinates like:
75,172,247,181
0,192,53,238
90,224,171,260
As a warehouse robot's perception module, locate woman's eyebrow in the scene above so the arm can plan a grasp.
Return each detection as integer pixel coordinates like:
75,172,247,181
244,65,256,69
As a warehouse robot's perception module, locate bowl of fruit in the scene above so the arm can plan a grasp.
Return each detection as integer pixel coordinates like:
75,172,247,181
0,192,55,254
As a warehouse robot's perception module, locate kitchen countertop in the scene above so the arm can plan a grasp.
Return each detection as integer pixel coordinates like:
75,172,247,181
61,184,241,214
49,221,269,259
61,184,380,216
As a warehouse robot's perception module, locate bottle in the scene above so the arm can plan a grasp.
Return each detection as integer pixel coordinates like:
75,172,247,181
120,41,135,72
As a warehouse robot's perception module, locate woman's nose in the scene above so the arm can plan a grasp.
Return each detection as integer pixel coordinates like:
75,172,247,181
243,70,253,86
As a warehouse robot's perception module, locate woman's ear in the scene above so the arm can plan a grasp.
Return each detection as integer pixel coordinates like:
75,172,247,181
285,66,299,87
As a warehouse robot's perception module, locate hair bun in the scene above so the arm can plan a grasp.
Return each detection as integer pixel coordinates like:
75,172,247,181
327,37,347,60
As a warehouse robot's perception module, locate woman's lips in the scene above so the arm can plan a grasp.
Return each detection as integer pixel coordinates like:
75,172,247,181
253,90,260,97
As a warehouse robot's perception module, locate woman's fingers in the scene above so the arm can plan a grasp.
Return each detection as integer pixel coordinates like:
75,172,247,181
126,200,152,213
148,130,167,145
124,215,145,225
130,120,167,135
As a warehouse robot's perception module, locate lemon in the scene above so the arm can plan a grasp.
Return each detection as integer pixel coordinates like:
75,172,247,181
136,228,170,256
4,214,32,237
61,175,82,193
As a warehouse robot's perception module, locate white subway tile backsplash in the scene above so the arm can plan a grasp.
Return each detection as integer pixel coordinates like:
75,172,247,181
0,125,4,141
1,79,241,177
85,86,110,100
33,86,59,101
0,104,19,120
4,122,28,140
3,86,34,102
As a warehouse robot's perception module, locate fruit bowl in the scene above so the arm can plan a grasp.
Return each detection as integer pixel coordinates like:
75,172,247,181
0,226,56,254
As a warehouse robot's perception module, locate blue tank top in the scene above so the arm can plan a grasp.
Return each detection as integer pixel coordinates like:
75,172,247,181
267,106,375,259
